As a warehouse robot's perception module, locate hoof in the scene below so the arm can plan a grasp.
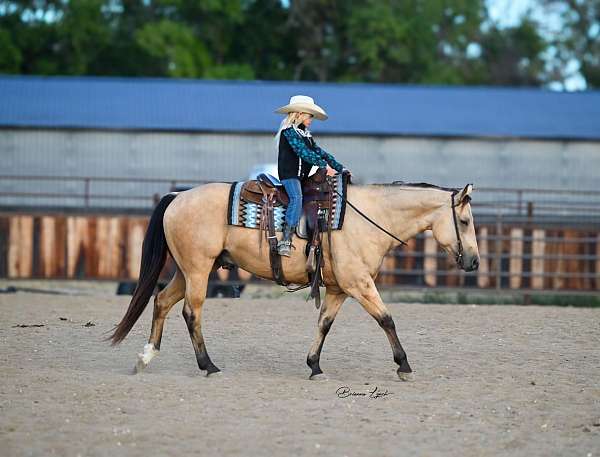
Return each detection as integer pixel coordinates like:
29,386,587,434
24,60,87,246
397,369,413,382
133,358,147,374
134,343,158,374
398,357,412,374
309,372,328,381
206,368,222,377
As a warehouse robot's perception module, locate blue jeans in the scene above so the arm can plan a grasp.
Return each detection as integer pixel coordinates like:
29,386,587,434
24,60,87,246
281,178,302,227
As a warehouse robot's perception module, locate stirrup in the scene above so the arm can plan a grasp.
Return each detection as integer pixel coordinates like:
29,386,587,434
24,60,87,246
277,239,292,257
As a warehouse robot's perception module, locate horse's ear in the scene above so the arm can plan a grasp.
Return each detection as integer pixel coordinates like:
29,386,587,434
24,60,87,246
457,184,473,205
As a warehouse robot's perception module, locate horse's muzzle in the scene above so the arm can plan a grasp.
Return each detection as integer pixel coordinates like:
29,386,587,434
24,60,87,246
463,256,479,272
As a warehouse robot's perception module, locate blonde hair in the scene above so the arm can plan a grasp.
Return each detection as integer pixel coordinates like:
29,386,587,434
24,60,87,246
274,112,313,151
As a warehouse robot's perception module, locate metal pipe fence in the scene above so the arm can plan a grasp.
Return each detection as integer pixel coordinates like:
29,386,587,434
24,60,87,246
1,175,598,294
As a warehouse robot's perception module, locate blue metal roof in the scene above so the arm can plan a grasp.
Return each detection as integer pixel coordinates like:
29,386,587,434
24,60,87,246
1,75,599,140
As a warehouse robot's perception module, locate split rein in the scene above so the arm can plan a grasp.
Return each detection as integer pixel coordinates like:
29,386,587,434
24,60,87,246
333,188,407,246
287,181,466,294
335,187,465,265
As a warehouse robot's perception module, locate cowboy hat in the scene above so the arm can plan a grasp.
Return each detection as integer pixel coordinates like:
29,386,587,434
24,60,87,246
275,95,328,121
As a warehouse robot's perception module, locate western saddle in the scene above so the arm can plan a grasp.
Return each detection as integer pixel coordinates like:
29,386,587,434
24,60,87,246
239,168,342,308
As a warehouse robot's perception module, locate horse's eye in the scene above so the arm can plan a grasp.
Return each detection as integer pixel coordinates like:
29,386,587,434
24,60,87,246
460,219,469,226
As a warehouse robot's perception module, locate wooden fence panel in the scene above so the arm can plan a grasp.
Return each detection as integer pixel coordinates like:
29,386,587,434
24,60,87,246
509,228,524,289
477,227,490,288
531,229,545,289
0,213,597,292
8,216,33,278
423,231,437,287
39,216,68,277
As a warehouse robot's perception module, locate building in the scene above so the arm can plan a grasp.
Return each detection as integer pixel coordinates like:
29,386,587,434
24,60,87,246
1,75,599,211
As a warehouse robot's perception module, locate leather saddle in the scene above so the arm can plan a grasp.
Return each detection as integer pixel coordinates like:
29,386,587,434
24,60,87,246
238,168,338,308
239,170,333,211
240,169,333,237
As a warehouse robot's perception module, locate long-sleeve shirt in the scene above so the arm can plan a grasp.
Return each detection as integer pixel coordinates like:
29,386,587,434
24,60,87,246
278,125,344,180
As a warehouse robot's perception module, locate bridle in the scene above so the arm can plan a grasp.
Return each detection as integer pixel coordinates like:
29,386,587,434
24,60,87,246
336,182,469,268
334,188,407,246
450,190,468,268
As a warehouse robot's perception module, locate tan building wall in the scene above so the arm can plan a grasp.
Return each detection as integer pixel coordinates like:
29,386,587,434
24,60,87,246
1,128,598,208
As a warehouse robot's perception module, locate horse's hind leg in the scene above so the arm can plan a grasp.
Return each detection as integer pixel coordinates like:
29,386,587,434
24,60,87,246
345,277,413,380
135,267,185,373
306,287,347,380
182,264,221,376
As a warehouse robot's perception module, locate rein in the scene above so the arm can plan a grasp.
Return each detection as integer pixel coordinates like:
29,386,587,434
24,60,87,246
334,189,407,246
450,191,464,267
336,188,466,267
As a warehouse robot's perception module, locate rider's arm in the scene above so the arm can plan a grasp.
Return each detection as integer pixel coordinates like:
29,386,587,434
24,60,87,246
282,128,330,168
314,145,344,173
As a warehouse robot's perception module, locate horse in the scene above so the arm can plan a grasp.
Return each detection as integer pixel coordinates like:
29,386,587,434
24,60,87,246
109,179,480,380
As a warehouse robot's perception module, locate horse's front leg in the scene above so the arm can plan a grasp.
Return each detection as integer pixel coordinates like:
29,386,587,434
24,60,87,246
306,287,347,380
344,276,413,380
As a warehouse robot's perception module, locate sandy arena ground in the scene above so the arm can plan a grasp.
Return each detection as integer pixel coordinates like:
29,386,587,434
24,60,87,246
1,286,599,457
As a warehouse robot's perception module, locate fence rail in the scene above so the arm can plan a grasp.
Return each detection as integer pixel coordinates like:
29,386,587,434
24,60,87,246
2,175,600,218
1,175,598,294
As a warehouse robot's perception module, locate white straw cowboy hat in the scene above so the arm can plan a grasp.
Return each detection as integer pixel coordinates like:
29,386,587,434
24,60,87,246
275,95,328,121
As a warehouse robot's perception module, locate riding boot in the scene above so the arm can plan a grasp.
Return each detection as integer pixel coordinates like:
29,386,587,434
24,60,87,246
277,223,295,257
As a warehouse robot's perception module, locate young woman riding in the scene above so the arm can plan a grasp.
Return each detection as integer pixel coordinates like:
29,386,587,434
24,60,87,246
274,95,349,256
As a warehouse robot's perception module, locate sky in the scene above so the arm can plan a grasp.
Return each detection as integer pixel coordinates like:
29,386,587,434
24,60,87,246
488,0,536,26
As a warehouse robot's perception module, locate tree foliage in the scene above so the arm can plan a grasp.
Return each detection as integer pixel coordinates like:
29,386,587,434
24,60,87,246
541,0,599,88
0,0,591,88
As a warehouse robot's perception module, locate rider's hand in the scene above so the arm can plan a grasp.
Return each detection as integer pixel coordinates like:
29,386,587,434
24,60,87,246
342,168,353,183
326,166,336,177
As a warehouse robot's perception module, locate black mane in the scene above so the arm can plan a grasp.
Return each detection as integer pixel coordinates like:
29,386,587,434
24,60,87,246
381,181,460,193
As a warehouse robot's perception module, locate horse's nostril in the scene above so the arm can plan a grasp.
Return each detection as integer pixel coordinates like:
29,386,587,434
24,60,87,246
472,258,480,270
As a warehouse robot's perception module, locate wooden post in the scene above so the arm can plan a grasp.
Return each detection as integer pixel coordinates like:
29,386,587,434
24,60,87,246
531,229,545,289
596,233,600,291
509,228,524,289
127,218,147,279
40,216,56,277
494,215,503,289
8,216,33,278
564,230,581,290
67,217,90,278
548,230,563,290
477,226,490,288
423,231,437,287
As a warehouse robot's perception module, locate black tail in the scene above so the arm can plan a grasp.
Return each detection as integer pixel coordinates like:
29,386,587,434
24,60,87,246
110,193,178,345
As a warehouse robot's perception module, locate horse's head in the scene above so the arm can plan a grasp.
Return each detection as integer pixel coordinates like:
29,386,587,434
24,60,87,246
430,184,480,272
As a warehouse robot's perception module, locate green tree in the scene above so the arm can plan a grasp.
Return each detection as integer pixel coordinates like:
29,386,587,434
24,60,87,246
152,0,254,79
56,0,111,75
542,0,600,88
284,0,351,81
135,20,211,77
0,28,22,73
0,0,557,87
341,0,487,83
231,0,292,80
0,0,63,74
476,19,546,86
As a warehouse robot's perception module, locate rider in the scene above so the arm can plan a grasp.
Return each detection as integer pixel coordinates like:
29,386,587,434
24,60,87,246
274,95,348,257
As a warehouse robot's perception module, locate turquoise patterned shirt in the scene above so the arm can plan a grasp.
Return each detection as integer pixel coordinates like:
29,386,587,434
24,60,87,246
282,128,344,173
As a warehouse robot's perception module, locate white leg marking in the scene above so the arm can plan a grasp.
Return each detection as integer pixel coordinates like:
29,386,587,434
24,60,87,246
135,343,159,373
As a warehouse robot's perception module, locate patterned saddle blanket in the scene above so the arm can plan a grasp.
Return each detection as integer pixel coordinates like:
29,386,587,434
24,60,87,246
227,171,348,238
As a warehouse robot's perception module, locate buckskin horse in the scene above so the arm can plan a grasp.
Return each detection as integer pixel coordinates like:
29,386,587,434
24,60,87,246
110,178,479,380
